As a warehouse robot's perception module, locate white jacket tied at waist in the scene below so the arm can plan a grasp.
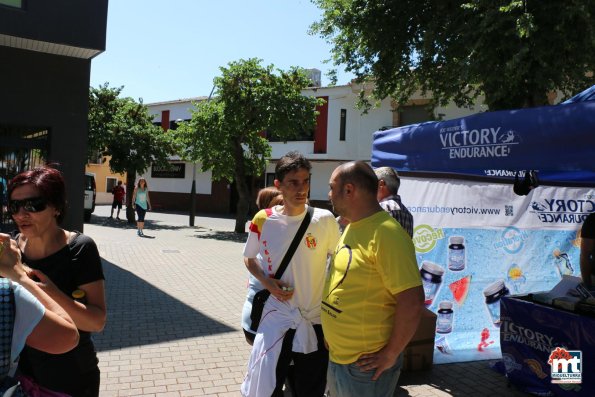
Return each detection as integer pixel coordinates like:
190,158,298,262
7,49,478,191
241,296,320,397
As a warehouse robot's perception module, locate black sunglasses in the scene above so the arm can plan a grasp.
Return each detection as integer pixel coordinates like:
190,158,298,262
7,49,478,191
8,197,48,214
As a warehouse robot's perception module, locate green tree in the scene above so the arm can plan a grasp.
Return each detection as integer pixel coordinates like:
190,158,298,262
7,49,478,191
88,83,176,223
310,0,595,110
173,58,323,233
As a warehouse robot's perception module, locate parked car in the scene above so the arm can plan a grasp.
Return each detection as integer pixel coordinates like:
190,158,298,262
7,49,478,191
84,173,96,222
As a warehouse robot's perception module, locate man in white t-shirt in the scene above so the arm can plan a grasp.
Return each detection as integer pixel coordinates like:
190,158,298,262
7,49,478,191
241,151,340,397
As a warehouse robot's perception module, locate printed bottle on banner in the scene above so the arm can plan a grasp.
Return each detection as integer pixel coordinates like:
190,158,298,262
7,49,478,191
420,261,445,307
448,236,466,271
483,280,510,327
436,301,454,334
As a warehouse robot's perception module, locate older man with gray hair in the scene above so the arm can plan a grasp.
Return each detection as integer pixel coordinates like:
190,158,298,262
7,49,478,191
374,167,414,238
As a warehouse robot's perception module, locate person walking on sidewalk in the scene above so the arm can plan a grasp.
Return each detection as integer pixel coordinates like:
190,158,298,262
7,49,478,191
109,180,125,220
132,178,151,237
324,161,423,397
241,151,340,397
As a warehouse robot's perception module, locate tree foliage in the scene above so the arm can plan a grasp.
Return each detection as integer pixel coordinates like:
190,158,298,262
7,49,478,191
173,58,323,232
310,0,595,110
88,83,176,222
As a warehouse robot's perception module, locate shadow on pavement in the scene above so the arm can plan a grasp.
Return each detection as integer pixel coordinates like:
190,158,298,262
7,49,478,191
191,227,248,243
90,213,246,241
90,215,187,232
94,259,235,352
89,216,135,229
394,360,530,397
142,219,188,231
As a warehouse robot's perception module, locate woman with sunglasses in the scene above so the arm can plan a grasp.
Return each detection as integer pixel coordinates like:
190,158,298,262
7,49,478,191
131,178,151,236
1,235,80,389
7,166,106,397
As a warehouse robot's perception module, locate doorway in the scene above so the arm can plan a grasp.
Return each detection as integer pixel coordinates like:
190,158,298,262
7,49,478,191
0,125,49,231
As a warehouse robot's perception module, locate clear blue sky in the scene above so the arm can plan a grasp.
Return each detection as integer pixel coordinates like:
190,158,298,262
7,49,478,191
90,0,353,104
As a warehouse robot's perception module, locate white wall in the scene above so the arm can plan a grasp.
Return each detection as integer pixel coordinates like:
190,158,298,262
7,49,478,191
149,100,200,123
96,192,112,205
309,161,343,201
435,99,488,121
270,141,315,158
146,86,492,209
302,86,394,161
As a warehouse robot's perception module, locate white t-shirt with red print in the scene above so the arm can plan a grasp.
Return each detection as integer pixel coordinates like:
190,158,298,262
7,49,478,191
243,204,340,318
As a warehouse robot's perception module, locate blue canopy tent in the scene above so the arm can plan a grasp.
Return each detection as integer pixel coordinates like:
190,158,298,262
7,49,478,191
368,86,595,377
563,84,595,104
372,86,595,184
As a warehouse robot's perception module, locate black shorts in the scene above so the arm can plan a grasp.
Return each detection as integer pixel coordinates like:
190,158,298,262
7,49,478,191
136,206,147,222
111,200,123,210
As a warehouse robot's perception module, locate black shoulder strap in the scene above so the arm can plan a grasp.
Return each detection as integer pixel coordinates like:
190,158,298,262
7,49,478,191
0,279,15,378
273,206,314,280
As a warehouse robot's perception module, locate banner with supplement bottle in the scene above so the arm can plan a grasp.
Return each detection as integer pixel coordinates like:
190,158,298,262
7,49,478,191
398,177,594,364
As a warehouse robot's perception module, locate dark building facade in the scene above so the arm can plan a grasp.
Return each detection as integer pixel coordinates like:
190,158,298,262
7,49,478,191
0,0,108,232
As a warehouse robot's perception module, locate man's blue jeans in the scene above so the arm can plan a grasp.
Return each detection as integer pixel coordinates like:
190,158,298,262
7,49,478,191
327,353,404,397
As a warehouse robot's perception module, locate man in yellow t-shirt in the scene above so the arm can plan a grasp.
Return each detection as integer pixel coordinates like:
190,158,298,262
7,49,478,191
323,161,424,397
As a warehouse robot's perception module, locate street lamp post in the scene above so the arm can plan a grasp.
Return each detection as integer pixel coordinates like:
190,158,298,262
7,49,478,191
189,161,196,226
183,86,215,227
177,118,197,227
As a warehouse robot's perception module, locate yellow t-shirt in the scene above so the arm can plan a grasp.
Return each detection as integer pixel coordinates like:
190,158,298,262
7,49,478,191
321,210,422,364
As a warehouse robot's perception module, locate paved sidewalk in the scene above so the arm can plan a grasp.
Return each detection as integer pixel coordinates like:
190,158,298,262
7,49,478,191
85,205,530,396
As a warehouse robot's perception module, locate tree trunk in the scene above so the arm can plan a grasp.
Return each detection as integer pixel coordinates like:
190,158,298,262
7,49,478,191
126,170,136,224
233,142,250,233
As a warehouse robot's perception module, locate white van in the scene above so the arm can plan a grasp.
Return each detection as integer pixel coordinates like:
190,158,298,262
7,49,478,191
84,173,96,222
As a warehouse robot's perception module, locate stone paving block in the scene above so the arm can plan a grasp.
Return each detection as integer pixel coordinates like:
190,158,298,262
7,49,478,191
142,373,166,381
119,364,142,371
154,378,178,386
151,366,177,374
166,384,192,392
142,386,168,394
203,385,229,394
105,383,129,391
101,377,121,385
128,380,155,389
212,378,237,387
200,374,225,382
118,389,146,396
101,365,121,374
180,389,206,396
186,369,210,377
116,375,142,383
189,380,215,389
130,369,154,376
208,367,231,375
